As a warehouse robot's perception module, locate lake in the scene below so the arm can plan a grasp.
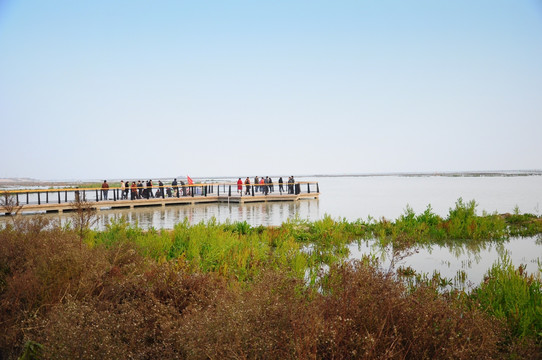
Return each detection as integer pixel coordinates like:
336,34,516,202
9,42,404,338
3,174,542,286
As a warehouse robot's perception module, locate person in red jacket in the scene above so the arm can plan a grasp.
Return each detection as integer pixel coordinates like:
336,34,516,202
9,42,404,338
237,178,243,194
101,180,109,200
131,181,138,200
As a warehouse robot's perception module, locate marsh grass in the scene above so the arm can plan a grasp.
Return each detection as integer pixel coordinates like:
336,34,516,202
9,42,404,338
1,199,541,358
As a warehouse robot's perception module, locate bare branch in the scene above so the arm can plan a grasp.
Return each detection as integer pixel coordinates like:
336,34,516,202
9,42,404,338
69,194,98,246
0,191,22,216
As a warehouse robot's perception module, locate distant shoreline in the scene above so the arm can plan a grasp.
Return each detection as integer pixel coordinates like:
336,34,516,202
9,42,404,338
309,170,542,178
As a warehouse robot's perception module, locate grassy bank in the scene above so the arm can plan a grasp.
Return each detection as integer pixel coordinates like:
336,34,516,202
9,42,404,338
1,200,541,358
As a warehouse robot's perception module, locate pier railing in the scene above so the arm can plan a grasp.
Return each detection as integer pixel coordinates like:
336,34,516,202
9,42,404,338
1,181,319,207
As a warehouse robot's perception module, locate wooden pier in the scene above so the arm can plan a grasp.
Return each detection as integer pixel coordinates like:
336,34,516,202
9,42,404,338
1,181,320,215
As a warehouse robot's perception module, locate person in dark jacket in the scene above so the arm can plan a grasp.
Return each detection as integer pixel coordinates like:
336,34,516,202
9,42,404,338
172,178,179,197
245,177,251,195
147,180,154,198
288,176,294,194
157,180,164,198
138,181,144,198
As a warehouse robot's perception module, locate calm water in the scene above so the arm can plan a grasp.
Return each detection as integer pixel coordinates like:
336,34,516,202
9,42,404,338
68,174,542,228
349,236,541,290
3,175,542,285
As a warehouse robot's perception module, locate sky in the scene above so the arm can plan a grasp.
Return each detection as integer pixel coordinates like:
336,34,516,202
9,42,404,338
1,1,541,181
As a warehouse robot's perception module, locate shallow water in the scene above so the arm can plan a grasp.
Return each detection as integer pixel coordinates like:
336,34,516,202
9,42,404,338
348,236,541,290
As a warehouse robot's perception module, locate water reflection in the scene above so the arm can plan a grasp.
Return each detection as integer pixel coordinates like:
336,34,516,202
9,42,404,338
84,199,321,230
348,237,541,289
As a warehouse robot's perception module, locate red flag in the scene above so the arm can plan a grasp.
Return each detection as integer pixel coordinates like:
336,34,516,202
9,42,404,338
187,176,193,185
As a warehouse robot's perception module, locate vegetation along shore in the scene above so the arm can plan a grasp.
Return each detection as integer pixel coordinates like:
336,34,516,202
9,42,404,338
0,198,541,359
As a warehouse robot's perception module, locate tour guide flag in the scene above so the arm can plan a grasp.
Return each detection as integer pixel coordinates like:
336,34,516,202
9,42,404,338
187,176,193,185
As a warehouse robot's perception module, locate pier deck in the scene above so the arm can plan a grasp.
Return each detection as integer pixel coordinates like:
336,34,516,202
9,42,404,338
1,181,320,215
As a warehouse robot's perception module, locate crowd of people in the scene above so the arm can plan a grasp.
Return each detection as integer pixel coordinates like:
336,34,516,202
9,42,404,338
100,179,188,201
100,176,301,201
237,176,299,195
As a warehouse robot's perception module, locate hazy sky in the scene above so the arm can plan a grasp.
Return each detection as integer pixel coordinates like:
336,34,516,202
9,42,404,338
1,1,541,180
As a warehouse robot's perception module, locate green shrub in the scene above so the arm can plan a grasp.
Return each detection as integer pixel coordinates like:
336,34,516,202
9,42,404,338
472,256,542,345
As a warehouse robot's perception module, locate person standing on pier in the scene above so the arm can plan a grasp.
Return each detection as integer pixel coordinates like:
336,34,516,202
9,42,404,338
138,180,144,198
263,177,269,195
157,180,164,198
268,177,274,192
245,177,251,195
237,178,243,194
172,178,179,197
278,177,284,194
131,181,137,200
120,180,126,199
254,176,259,192
101,180,109,200
288,176,294,194
148,180,154,198
124,181,130,199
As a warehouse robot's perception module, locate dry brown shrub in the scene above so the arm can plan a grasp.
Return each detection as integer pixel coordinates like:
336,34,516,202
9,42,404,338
503,336,542,360
1,216,228,359
0,217,117,358
400,287,502,359
180,270,321,359
22,263,227,359
147,261,226,314
317,261,503,360
25,294,186,360
317,261,408,359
